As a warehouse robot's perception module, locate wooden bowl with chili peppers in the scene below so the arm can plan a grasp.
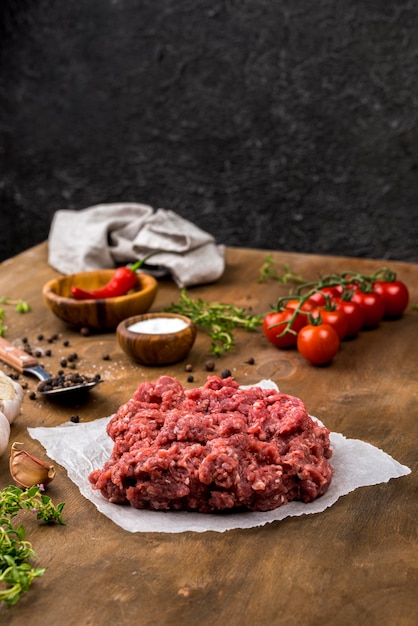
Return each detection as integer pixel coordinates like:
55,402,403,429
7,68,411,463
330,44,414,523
42,269,158,331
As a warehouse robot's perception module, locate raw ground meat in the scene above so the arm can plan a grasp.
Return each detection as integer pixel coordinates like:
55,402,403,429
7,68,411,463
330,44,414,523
89,376,334,513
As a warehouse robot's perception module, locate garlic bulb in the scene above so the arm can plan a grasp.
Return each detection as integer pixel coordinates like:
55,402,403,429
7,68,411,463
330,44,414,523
0,410,11,457
9,441,56,489
0,370,24,424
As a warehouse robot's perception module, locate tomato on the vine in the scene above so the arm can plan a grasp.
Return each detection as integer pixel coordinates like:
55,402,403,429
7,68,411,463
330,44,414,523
372,280,409,318
308,287,339,307
285,298,314,328
334,298,365,338
297,323,340,365
263,310,305,348
285,298,315,313
311,307,348,340
322,286,341,299
334,282,360,297
351,290,385,328
307,292,326,307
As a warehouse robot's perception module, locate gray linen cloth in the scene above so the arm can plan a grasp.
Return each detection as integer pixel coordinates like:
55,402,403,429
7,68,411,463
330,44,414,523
48,203,225,287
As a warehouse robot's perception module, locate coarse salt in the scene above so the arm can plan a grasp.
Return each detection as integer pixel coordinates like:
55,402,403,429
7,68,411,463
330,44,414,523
128,317,188,334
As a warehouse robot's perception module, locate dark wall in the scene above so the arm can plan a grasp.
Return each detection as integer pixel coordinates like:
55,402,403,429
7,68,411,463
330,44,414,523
1,0,418,264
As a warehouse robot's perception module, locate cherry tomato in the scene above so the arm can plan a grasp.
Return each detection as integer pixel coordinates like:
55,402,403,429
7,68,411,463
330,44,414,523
308,294,326,307
322,286,341,298
308,292,327,307
297,323,340,365
334,282,360,297
285,298,316,312
285,298,314,328
307,287,339,307
334,298,365,338
351,290,385,328
372,280,409,318
263,310,305,348
311,307,348,340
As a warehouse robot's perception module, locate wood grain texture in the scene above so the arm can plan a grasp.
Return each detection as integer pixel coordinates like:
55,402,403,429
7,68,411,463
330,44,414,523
0,243,417,626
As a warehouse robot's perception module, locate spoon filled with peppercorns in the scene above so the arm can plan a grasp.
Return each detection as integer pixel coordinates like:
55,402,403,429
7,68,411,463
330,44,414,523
0,336,101,399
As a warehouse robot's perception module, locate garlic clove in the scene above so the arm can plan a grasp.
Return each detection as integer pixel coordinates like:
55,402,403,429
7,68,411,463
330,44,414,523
0,410,11,457
10,441,55,489
0,371,24,424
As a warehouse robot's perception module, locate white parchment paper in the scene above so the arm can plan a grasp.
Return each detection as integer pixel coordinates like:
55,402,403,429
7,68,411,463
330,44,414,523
28,381,411,533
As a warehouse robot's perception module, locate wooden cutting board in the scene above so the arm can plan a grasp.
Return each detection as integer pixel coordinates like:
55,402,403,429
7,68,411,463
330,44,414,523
0,243,417,626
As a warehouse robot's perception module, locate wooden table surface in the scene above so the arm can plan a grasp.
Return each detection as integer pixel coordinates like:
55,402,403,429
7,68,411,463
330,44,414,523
0,243,417,626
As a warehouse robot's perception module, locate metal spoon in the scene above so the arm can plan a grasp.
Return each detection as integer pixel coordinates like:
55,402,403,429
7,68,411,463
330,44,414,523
0,336,101,398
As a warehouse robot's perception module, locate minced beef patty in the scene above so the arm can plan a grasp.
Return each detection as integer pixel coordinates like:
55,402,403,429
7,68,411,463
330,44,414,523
89,376,334,513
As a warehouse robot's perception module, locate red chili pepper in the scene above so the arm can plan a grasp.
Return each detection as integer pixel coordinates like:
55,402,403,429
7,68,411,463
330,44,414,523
70,250,178,300
71,259,145,300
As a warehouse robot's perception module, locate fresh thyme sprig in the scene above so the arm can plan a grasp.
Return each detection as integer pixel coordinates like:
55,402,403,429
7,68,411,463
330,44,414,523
0,297,31,313
165,289,263,356
0,485,65,608
257,256,304,285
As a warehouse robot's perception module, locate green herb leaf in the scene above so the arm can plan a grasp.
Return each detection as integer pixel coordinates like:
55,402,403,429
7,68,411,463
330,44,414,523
0,297,31,337
0,485,65,607
14,300,31,314
257,256,304,285
165,289,263,356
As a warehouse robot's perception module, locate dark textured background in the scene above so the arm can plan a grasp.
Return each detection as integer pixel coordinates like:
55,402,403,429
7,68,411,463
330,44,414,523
1,0,417,264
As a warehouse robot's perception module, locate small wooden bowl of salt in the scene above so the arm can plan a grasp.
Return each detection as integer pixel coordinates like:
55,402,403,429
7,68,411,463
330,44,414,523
116,313,197,365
